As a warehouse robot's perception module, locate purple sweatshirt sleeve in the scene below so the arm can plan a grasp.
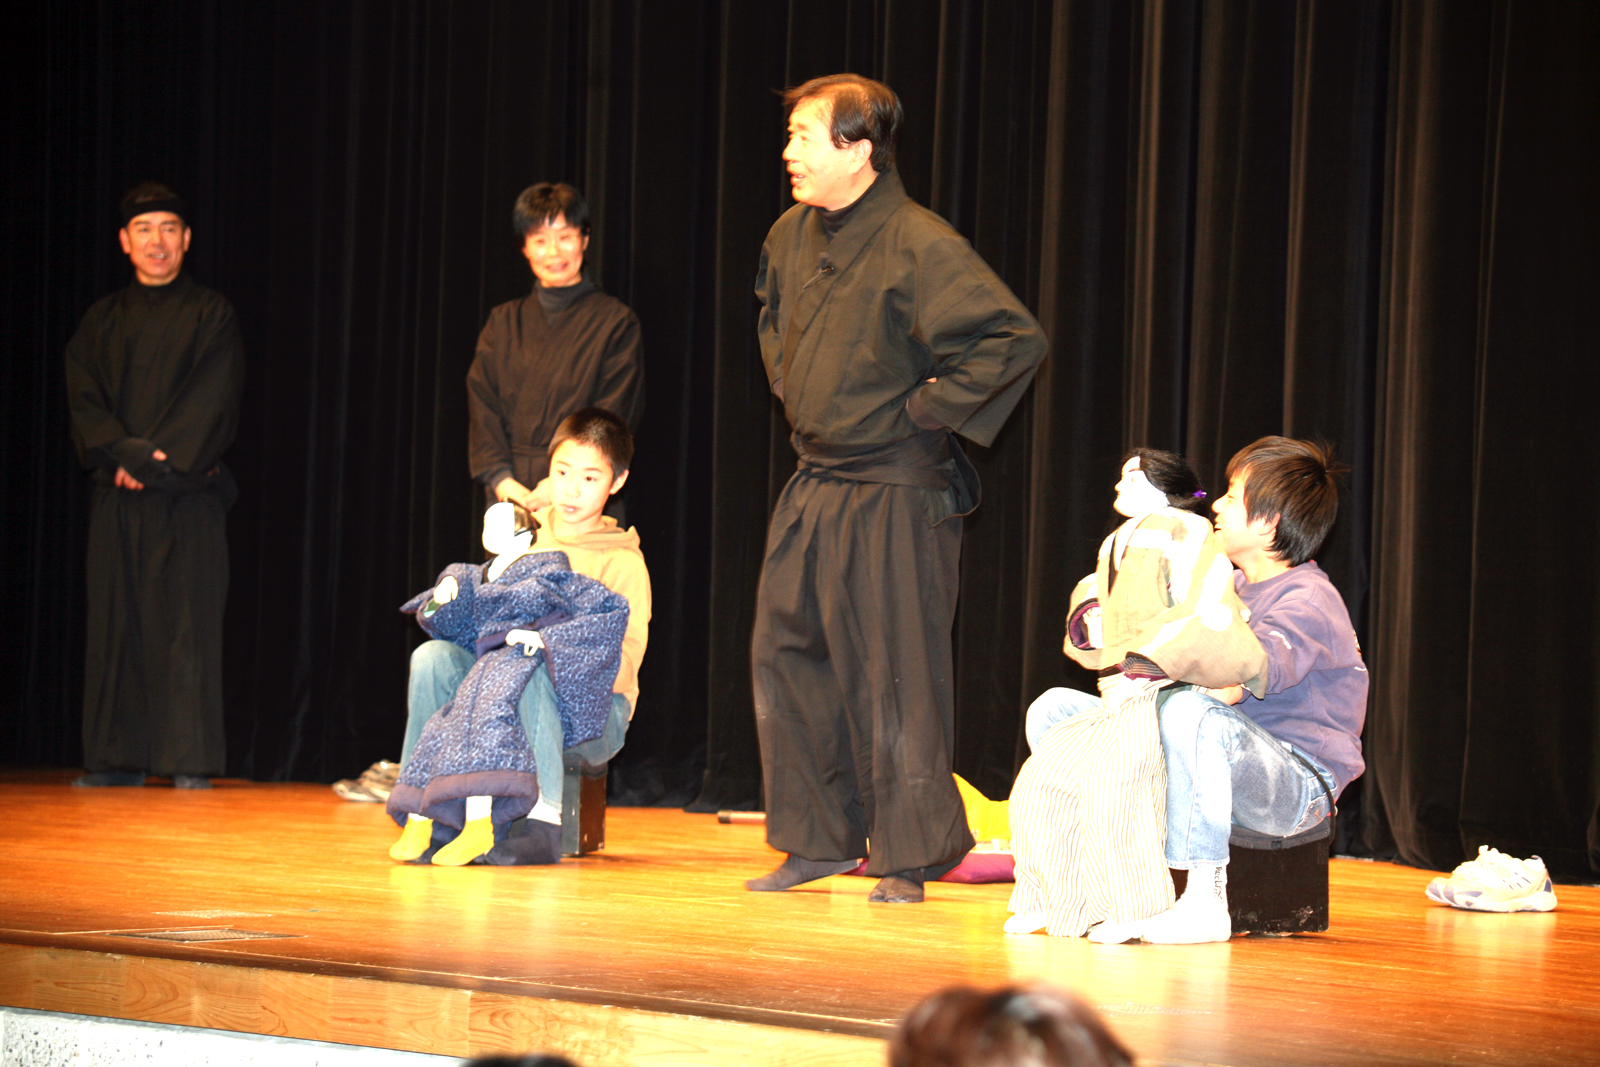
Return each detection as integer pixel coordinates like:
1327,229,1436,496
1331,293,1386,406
1234,563,1369,794
1249,591,1331,696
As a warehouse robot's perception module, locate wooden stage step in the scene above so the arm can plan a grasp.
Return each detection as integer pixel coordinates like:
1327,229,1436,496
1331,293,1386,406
1,769,1596,1066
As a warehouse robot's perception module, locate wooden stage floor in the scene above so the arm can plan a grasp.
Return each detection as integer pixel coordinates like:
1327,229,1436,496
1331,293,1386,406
0,770,1596,1067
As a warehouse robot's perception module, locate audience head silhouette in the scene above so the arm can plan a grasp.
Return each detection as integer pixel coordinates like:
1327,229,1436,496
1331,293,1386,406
890,984,1134,1067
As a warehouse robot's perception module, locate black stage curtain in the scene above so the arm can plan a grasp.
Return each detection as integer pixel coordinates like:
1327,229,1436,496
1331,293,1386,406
4,0,1596,877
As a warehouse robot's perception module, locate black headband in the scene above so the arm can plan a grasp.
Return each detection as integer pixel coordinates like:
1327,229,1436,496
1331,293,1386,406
121,198,188,226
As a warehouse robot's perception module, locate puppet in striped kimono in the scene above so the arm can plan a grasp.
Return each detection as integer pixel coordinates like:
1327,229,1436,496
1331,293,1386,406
1006,450,1267,940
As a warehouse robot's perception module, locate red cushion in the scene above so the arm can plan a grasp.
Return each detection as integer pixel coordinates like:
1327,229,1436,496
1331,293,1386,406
845,850,1016,884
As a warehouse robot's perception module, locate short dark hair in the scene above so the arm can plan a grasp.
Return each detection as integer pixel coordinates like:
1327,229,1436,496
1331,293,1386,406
890,984,1134,1067
513,182,590,238
782,74,902,172
119,182,188,226
1225,437,1346,566
1124,448,1208,513
547,407,633,477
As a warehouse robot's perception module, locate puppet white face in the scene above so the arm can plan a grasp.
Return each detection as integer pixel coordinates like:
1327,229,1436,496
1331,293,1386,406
481,501,532,557
1113,457,1170,519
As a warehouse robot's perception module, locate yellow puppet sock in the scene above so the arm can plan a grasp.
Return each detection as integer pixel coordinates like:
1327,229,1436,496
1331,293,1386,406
389,814,434,861
431,816,494,866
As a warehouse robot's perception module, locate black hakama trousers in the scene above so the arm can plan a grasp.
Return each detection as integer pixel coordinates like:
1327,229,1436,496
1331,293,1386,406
82,481,229,777
751,470,974,877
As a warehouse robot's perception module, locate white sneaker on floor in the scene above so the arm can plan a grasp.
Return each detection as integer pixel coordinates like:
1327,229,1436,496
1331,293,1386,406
1425,846,1557,913
332,760,400,802
1140,896,1233,944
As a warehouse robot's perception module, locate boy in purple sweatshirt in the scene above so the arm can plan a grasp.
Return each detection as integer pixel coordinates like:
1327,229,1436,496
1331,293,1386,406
1141,437,1367,942
1029,437,1367,943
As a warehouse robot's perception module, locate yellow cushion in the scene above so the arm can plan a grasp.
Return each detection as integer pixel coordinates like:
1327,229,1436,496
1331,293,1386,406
954,773,1010,844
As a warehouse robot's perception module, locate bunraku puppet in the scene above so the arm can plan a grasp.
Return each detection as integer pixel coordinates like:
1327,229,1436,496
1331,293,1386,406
386,502,629,865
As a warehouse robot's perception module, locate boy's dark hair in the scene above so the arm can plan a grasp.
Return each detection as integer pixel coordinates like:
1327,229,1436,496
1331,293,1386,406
119,182,188,226
890,983,1134,1067
547,407,633,477
1225,436,1345,566
782,74,902,173
1124,448,1207,514
513,182,590,238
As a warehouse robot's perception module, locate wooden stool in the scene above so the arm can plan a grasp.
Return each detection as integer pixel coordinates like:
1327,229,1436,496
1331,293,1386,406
560,750,608,856
1225,816,1333,935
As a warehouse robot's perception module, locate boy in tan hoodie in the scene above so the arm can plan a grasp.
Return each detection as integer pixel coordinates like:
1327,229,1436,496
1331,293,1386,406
394,407,651,865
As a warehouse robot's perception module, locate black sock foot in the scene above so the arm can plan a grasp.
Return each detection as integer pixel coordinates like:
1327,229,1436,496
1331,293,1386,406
869,871,926,903
73,771,146,787
479,819,562,865
745,855,859,891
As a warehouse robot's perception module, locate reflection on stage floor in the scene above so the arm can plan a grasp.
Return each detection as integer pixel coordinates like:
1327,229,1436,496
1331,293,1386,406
1,769,1595,1067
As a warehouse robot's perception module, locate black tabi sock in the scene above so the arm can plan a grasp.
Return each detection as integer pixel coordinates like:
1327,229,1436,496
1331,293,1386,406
868,871,926,903
745,855,860,891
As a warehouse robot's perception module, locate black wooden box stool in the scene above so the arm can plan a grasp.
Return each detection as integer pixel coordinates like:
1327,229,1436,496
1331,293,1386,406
1225,814,1333,935
560,749,608,856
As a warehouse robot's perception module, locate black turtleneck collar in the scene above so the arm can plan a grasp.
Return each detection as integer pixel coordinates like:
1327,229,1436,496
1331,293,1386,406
536,275,597,314
134,271,194,303
817,182,874,238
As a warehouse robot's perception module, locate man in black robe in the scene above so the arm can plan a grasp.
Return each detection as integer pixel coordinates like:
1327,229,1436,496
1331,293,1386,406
467,183,643,512
65,183,244,788
746,75,1048,902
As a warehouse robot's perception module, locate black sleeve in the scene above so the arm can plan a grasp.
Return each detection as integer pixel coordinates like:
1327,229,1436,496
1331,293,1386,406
141,298,245,474
63,305,132,469
591,310,645,431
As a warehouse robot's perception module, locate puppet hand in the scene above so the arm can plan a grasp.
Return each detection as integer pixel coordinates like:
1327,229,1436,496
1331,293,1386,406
1200,684,1245,706
433,576,459,605
506,629,545,657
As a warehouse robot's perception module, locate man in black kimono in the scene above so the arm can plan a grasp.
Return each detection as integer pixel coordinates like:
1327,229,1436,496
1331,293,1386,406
746,75,1048,902
467,183,643,512
65,183,245,788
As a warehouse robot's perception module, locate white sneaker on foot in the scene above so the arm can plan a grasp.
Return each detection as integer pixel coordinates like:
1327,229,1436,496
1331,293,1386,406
1425,846,1557,913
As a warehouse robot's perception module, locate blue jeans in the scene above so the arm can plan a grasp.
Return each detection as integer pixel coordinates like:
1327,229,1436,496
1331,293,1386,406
403,639,630,808
1025,686,1334,868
